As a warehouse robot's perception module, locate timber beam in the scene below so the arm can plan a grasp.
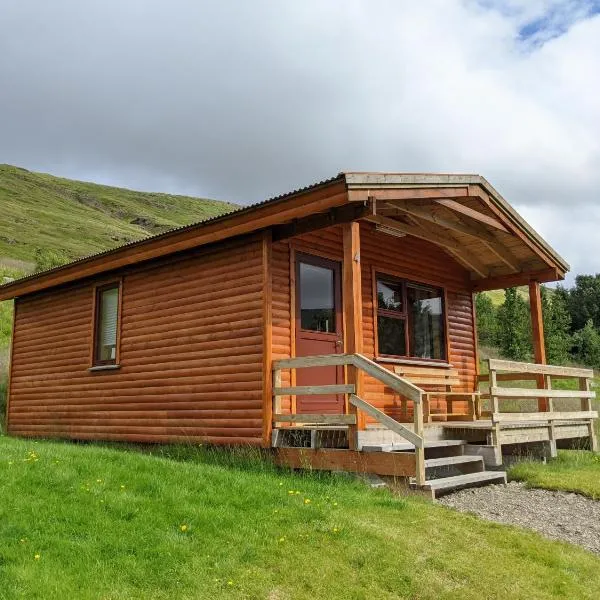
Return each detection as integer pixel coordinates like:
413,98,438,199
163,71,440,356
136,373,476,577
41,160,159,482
471,269,561,292
349,187,509,232
272,202,370,241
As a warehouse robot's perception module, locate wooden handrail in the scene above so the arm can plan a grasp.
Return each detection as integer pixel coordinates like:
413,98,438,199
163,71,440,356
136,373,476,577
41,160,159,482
486,359,593,379
351,354,422,404
490,387,596,399
349,395,423,448
273,354,355,369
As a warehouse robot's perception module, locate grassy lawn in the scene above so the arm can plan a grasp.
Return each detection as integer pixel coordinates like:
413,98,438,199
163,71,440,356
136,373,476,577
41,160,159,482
510,450,600,500
1,437,600,599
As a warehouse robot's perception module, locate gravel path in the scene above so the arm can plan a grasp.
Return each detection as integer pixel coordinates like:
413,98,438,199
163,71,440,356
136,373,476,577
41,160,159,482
439,481,600,555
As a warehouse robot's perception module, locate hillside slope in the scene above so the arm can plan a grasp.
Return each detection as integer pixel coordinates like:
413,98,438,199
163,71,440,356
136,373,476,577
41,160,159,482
0,164,237,270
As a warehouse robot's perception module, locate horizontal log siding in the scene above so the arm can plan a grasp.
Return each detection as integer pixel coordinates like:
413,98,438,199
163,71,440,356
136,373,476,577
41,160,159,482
271,241,292,413
8,237,265,445
360,222,476,420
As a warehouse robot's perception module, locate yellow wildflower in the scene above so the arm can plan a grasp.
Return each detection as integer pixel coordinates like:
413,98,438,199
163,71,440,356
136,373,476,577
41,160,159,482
304,498,311,505
34,554,40,560
180,524,188,532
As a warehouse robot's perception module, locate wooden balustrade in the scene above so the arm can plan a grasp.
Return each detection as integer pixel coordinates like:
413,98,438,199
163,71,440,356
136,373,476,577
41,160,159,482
480,358,598,453
272,353,426,485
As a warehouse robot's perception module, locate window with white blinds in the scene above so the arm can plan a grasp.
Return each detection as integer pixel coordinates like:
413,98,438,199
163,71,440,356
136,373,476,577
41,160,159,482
95,284,120,364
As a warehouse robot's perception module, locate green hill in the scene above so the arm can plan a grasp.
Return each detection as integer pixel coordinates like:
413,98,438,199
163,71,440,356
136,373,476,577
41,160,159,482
0,164,237,272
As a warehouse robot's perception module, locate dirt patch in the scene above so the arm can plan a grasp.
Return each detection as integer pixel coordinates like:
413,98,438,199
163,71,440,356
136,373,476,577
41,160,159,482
439,481,600,555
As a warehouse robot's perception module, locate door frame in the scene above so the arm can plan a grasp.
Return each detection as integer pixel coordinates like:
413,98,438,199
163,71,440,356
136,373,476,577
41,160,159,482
293,250,345,413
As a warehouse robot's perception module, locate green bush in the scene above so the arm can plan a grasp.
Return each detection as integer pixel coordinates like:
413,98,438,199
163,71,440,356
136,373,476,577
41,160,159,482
572,320,600,369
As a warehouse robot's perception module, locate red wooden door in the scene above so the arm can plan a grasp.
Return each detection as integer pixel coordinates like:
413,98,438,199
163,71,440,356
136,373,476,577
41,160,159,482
295,253,344,414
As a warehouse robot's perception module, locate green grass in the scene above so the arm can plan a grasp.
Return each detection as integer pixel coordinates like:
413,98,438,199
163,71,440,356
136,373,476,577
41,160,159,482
509,450,600,500
0,164,237,266
1,437,600,599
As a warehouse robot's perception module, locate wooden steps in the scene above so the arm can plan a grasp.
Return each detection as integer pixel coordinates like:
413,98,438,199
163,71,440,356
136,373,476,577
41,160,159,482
364,437,507,498
273,424,507,497
361,439,465,452
424,455,484,469
417,471,507,495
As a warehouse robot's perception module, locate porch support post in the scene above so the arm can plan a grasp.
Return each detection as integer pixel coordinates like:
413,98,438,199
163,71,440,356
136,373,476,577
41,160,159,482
343,221,364,450
529,280,548,412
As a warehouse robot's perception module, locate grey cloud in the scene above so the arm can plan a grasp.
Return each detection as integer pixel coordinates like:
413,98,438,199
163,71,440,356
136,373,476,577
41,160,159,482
1,1,599,280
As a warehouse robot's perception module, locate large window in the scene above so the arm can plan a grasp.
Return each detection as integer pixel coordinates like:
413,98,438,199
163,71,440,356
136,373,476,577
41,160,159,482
93,283,121,365
375,274,446,361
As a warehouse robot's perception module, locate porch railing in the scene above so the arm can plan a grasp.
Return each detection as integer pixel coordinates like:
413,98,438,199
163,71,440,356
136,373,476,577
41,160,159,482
272,353,426,485
478,358,598,452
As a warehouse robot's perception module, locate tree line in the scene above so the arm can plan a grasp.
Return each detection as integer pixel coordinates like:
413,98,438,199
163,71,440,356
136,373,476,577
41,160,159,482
476,274,600,368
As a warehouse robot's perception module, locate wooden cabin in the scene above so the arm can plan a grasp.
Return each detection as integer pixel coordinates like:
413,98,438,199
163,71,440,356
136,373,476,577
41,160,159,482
1,173,597,496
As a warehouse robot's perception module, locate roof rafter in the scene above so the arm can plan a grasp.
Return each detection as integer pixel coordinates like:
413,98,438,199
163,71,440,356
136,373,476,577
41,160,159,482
434,199,509,232
363,213,489,278
376,199,521,273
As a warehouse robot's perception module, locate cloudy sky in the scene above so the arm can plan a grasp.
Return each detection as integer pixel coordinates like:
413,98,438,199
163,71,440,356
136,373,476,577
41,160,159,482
1,0,599,282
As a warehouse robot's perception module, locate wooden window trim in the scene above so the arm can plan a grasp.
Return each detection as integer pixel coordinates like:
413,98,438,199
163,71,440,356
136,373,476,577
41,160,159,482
373,271,448,363
91,279,123,368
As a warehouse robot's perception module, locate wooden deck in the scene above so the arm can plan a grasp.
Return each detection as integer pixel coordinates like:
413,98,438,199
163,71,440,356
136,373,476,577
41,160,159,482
272,355,598,494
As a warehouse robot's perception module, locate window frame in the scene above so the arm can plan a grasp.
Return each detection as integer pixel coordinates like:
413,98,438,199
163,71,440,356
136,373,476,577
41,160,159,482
373,270,448,363
91,280,123,367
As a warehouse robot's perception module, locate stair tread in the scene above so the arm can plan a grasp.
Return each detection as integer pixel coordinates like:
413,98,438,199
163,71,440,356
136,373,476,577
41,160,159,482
362,439,466,452
424,455,483,468
423,471,507,490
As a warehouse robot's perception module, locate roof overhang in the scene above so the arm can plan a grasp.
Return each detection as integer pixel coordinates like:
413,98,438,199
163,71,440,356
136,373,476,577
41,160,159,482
344,173,568,291
0,172,568,300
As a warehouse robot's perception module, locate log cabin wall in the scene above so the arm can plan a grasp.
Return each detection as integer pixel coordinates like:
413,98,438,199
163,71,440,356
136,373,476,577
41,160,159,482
271,223,476,422
359,222,476,420
8,235,265,445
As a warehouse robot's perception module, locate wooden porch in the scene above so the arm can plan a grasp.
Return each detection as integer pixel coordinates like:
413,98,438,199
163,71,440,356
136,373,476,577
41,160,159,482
271,354,598,496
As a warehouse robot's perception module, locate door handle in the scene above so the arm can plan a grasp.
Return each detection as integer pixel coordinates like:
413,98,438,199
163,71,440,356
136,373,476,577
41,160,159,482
335,340,343,346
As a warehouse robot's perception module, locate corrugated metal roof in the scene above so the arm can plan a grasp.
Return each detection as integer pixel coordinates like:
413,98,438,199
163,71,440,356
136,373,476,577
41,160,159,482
0,171,570,297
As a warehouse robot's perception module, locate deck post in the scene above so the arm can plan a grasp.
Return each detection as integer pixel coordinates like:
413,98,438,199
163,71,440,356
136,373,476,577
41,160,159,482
413,394,426,486
343,222,363,450
580,377,598,452
528,280,548,412
545,374,557,458
488,364,502,465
